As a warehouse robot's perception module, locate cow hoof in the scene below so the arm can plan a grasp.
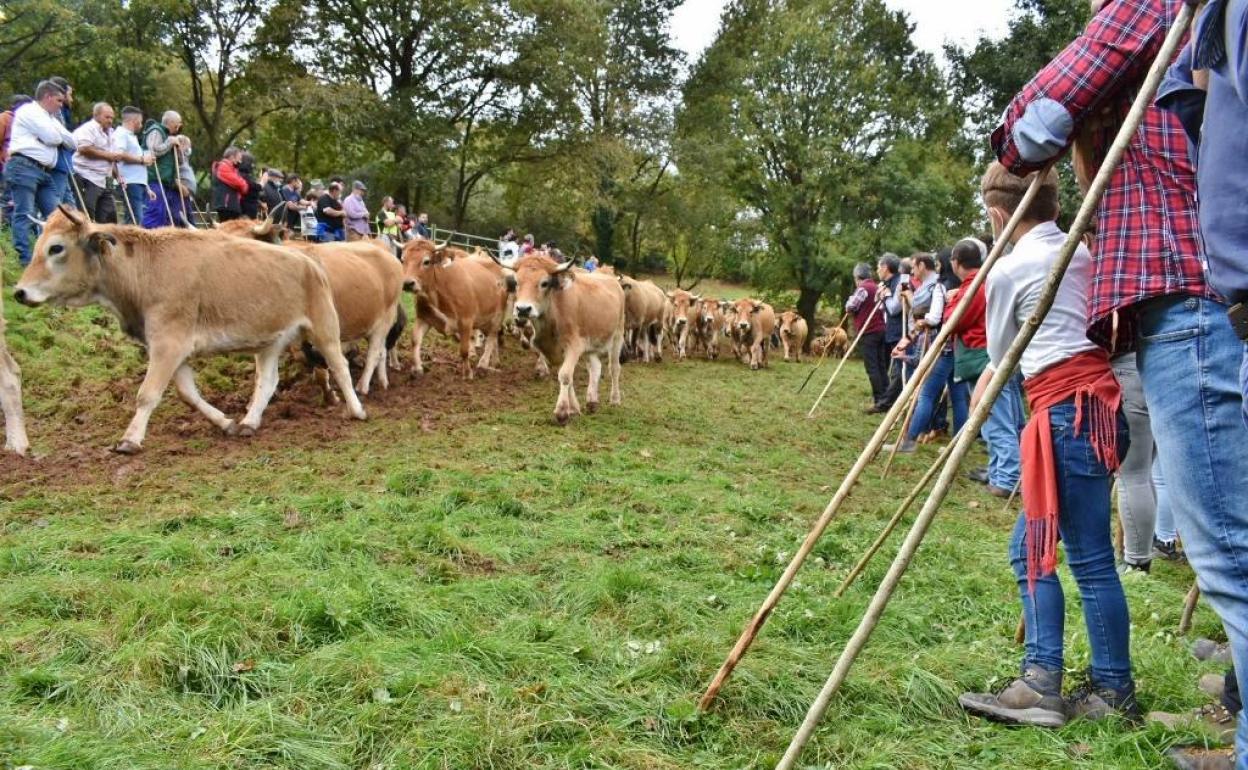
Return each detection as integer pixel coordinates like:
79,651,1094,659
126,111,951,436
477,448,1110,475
586,401,599,414
349,407,367,421
237,424,257,438
751,363,759,371
112,440,142,455
223,420,240,436
554,411,571,426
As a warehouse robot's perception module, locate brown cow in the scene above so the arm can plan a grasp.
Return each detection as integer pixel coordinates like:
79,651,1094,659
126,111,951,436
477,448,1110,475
695,298,724,360
14,207,365,453
777,311,809,363
507,253,625,424
667,289,701,361
619,275,668,363
1,262,28,455
731,297,777,370
811,325,850,360
401,239,509,378
221,216,404,398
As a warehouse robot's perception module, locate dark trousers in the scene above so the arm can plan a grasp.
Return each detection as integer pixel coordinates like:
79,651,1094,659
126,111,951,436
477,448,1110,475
860,331,889,405
877,339,904,408
216,209,242,223
73,176,117,224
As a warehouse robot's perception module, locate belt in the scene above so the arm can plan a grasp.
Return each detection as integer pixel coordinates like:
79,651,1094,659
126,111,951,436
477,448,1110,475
12,153,56,173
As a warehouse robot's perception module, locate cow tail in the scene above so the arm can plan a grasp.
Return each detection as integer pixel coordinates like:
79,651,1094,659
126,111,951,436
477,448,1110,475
301,340,328,371
387,304,407,350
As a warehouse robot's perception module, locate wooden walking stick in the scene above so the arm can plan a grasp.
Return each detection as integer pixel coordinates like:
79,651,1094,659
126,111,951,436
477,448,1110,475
699,167,1050,712
773,10,1192,765
880,330,934,477
150,145,177,227
1179,581,1201,635
1002,476,1022,511
806,300,883,413
67,173,94,223
118,182,138,225
835,438,956,598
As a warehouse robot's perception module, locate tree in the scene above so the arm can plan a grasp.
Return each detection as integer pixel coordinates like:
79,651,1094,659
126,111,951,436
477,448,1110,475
680,0,977,341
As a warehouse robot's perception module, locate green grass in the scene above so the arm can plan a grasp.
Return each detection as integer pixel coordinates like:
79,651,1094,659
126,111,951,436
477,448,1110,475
0,249,1227,769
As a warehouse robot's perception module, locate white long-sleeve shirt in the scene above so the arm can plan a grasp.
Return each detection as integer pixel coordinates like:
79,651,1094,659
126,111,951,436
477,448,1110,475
985,220,1098,379
8,101,74,167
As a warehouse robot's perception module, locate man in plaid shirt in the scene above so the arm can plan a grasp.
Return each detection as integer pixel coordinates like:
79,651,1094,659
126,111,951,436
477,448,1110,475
994,2,1248,766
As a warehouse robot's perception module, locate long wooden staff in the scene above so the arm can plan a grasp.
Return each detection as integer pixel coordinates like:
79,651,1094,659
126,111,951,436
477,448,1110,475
805,301,883,410
774,9,1193,766
699,168,1049,711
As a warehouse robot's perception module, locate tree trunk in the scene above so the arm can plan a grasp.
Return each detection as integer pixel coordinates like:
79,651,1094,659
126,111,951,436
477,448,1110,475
797,286,822,353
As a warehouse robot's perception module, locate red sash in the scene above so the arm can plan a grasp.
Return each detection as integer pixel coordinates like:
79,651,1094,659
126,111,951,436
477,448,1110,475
1020,350,1122,591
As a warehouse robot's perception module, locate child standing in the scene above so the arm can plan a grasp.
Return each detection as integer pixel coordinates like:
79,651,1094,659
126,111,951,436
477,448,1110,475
959,163,1135,727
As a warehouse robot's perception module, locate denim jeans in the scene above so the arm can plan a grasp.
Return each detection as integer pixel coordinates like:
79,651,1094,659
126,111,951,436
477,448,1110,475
981,373,1023,490
1112,353,1159,566
4,155,61,265
1136,295,1248,766
1010,400,1132,689
1152,457,1176,542
907,349,968,440
118,183,147,226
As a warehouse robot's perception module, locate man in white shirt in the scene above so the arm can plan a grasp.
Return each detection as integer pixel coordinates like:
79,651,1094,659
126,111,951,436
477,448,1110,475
4,80,74,265
112,106,153,225
72,102,129,224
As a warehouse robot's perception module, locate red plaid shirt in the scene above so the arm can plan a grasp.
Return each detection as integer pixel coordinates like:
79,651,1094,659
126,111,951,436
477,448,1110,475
991,0,1214,350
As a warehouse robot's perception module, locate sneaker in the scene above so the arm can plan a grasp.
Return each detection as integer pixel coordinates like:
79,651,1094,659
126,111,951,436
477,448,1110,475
958,665,1067,728
864,404,887,415
882,438,917,454
966,467,990,484
1067,676,1142,724
1149,702,1237,744
1152,536,1187,563
1166,747,1235,770
1192,639,1234,665
1117,560,1152,575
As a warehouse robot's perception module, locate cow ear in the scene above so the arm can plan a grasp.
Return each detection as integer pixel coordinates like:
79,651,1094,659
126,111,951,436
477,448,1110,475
751,303,762,313
86,232,117,258
505,274,517,293
621,281,633,291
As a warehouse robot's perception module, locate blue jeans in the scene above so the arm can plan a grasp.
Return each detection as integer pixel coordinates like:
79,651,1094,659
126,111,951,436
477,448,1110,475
317,223,344,242
1136,295,1248,767
4,155,61,265
907,349,968,440
981,373,1023,490
1010,400,1132,689
119,183,147,226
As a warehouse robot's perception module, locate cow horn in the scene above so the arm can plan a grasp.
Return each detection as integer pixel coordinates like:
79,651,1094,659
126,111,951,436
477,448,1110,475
554,259,575,273
58,203,86,227
267,201,287,222
26,214,46,228
433,239,449,250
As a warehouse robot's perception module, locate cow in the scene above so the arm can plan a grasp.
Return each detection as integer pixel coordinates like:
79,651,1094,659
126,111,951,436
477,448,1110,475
811,325,850,360
221,215,405,398
619,275,668,363
506,253,625,424
14,206,365,453
667,289,701,361
777,310,809,363
695,297,723,360
731,297,777,370
1,262,28,456
401,239,509,379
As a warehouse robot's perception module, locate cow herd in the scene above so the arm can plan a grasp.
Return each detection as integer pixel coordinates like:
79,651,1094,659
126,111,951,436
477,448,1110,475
0,205,847,456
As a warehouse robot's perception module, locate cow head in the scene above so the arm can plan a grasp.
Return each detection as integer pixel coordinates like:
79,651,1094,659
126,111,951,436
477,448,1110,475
249,203,287,243
699,297,722,327
511,253,574,326
400,239,460,292
14,206,117,308
668,289,700,327
733,298,760,332
779,310,801,337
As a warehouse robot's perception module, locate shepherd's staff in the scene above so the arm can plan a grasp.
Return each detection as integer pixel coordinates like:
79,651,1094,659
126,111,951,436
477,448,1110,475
67,173,93,223
879,329,932,478
796,312,852,394
149,142,178,227
773,9,1193,766
806,301,882,413
118,182,138,225
699,166,1049,711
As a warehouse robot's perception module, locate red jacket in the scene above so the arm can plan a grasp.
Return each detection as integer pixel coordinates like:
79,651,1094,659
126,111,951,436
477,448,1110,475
213,160,248,195
945,269,987,350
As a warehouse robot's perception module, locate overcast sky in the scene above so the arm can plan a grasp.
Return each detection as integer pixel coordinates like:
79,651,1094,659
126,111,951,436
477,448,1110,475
671,0,1015,63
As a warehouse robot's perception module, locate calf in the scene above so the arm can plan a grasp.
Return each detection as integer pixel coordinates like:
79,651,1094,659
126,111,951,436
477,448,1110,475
668,289,701,361
509,254,625,424
15,207,364,453
220,216,406,398
778,311,809,363
731,298,777,370
402,239,509,378
1,262,28,455
619,275,668,363
695,298,724,360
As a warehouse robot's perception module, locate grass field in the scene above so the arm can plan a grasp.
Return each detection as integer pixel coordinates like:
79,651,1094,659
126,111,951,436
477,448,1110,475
0,251,1228,769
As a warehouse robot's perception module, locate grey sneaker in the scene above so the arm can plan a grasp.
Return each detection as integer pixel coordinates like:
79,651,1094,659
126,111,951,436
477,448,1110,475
882,438,917,454
959,665,1067,728
1067,676,1142,724
1166,747,1235,770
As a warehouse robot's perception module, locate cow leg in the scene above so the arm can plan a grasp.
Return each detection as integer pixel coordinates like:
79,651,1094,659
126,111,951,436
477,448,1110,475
411,319,429,375
653,325,664,363
310,335,367,422
117,343,189,453
172,364,234,433
457,321,475,380
235,345,285,436
782,336,792,362
609,332,623,406
535,353,550,379
0,347,29,456
357,325,389,396
751,340,762,370
314,367,339,405
476,331,500,373
554,344,583,425
585,355,602,413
